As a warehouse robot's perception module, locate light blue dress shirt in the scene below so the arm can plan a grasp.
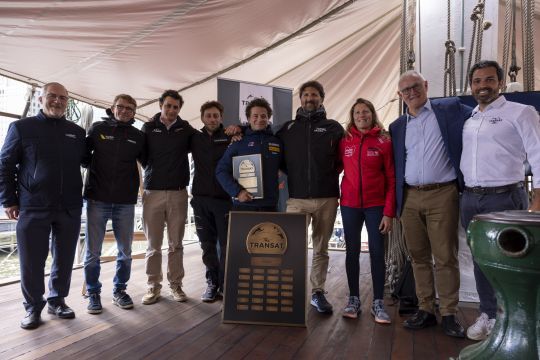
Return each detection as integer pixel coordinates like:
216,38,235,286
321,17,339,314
404,100,456,186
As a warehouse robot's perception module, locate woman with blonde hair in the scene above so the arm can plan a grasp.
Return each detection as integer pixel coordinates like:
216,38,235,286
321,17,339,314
339,98,396,323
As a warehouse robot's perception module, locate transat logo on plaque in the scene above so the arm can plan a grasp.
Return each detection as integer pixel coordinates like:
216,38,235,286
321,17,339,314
223,212,308,326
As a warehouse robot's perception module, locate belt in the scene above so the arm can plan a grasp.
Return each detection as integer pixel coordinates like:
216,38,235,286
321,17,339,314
405,180,456,191
464,182,523,195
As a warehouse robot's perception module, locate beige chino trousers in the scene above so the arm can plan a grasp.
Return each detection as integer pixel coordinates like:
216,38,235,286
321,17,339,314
286,197,338,293
142,189,188,290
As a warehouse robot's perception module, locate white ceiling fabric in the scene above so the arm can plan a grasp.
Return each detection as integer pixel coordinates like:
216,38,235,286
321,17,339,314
0,0,538,128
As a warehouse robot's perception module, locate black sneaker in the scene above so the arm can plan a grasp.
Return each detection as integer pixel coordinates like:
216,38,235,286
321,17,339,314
112,290,134,309
311,291,333,313
201,284,218,302
87,293,102,314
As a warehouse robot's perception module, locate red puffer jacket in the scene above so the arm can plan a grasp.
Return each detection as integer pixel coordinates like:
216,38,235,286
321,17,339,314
339,126,396,217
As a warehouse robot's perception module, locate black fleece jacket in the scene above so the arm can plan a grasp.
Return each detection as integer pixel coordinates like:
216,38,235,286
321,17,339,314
83,111,145,204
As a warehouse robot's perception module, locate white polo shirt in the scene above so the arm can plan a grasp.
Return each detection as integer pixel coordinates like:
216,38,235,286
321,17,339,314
461,95,540,188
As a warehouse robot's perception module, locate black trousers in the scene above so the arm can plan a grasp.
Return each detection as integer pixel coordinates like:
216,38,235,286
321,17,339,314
460,185,528,318
191,196,231,289
16,208,82,312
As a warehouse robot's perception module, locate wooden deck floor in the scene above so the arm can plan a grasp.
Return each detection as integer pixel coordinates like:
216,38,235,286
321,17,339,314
0,244,478,359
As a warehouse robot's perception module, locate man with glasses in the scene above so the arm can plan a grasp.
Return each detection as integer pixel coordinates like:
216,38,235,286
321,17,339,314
0,82,86,329
82,94,145,314
389,71,471,337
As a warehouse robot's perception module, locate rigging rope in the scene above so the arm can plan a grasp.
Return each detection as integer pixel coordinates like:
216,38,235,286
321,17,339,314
65,99,81,123
522,0,535,91
406,0,416,70
390,0,416,294
509,0,520,83
443,0,457,97
502,0,512,87
400,0,407,76
463,0,486,94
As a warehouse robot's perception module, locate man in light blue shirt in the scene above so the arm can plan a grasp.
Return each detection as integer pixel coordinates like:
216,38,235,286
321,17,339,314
390,70,471,338
404,100,458,186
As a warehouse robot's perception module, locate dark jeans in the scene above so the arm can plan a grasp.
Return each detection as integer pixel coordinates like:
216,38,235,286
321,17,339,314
460,185,528,318
16,208,82,312
341,205,386,300
191,196,231,289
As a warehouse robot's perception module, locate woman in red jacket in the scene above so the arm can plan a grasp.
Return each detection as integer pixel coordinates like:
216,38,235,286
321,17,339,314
339,98,396,322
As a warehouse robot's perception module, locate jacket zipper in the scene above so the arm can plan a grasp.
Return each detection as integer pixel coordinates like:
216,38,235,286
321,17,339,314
56,120,63,206
110,126,121,197
358,134,365,208
307,115,312,197
209,131,218,196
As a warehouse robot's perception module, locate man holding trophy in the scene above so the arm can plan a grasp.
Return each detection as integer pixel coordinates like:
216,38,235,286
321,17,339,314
215,97,282,212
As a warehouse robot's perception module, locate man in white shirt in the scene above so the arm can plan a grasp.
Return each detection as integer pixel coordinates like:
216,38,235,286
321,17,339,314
460,60,540,341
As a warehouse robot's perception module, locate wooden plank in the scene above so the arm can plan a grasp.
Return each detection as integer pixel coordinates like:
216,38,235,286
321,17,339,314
366,300,395,360
15,323,113,360
390,309,414,360
0,246,482,360
412,325,438,359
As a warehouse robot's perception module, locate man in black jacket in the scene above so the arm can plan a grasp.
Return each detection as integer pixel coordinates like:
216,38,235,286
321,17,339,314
0,82,86,329
277,80,343,314
190,101,232,302
82,94,145,314
141,90,197,305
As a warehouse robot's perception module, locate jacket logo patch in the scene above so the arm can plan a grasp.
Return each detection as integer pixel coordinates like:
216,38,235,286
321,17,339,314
344,145,355,157
65,133,77,139
268,144,280,152
367,147,380,157
248,141,254,147
99,134,114,140
174,128,184,132
152,128,162,133
127,139,137,144
489,117,502,124
313,127,327,133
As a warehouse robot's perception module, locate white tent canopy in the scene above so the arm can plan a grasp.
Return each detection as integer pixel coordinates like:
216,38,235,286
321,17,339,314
0,0,538,128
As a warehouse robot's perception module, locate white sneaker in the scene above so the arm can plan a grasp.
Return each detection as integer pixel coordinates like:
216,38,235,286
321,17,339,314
171,286,187,302
141,288,161,305
467,312,496,340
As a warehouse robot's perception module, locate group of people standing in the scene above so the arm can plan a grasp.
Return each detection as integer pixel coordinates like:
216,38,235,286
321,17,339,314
390,61,540,341
1,60,539,346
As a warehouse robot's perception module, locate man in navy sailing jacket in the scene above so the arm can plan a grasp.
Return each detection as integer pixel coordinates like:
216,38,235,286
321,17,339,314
0,82,86,329
216,97,282,212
